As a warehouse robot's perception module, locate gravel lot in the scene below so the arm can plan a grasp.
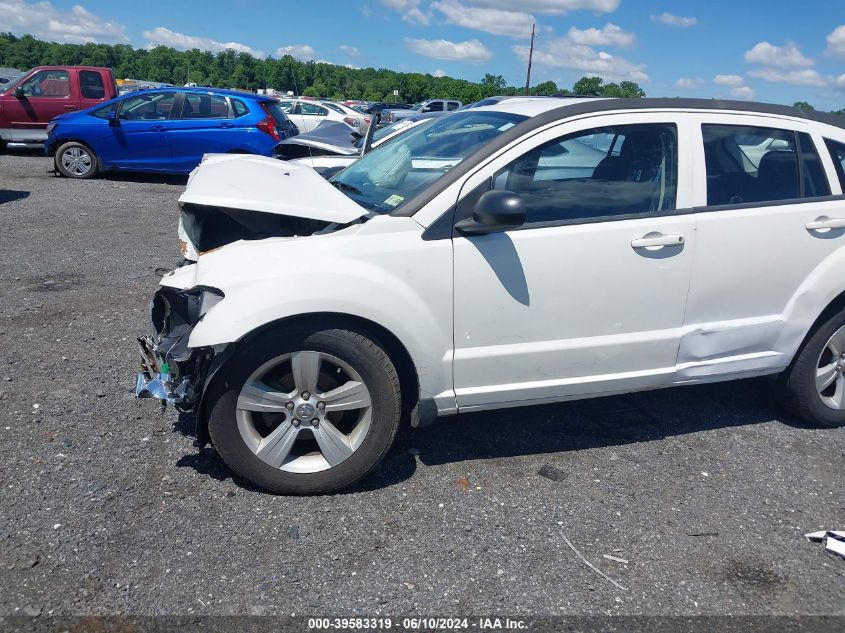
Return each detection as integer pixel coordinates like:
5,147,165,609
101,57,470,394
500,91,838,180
0,153,843,620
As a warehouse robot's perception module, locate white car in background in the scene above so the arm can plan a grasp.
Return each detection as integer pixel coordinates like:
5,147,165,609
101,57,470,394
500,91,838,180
137,98,845,495
275,98,368,133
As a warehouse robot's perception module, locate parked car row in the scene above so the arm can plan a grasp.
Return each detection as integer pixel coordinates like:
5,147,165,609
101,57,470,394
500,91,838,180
134,96,845,496
0,64,473,178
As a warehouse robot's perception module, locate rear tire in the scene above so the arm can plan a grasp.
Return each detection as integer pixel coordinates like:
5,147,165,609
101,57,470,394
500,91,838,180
780,307,845,427
54,141,98,179
207,327,402,494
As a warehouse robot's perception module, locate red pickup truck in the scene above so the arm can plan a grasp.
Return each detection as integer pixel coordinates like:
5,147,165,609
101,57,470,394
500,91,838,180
0,66,117,148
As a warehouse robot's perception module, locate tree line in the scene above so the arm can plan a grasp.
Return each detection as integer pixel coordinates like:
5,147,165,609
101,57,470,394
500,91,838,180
0,33,646,103
2,33,841,113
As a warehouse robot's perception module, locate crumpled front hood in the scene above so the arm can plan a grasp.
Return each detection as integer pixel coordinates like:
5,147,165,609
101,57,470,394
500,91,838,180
179,154,367,224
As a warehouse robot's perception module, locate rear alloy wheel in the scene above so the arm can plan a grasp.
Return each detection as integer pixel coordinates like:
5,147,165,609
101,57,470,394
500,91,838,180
781,309,845,427
55,141,98,179
208,328,402,494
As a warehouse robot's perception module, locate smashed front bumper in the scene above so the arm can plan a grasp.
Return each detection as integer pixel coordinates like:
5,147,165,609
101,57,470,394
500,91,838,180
133,284,223,409
134,336,192,405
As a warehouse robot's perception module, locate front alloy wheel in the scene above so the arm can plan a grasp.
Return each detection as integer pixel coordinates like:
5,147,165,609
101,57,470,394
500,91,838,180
208,328,402,494
236,350,373,473
55,141,98,179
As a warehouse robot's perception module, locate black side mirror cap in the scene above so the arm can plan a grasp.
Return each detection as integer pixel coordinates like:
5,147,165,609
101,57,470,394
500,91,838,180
14,87,25,98
454,190,526,236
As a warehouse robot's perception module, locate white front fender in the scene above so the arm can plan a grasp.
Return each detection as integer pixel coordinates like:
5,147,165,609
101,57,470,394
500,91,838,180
185,217,457,412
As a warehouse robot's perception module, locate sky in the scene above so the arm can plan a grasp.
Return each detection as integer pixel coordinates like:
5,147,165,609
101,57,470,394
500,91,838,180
1,0,844,109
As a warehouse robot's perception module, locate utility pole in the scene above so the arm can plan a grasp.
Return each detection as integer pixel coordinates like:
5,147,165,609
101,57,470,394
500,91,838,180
524,23,535,95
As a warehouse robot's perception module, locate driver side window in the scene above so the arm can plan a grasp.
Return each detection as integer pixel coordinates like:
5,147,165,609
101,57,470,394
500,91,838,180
118,92,177,120
493,123,678,224
21,70,70,98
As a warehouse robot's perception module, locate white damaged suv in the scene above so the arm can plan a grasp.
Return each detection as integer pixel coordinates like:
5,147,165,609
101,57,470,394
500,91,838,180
136,97,845,495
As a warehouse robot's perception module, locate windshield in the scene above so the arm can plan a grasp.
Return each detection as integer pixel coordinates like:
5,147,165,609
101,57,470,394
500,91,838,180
331,110,527,214
0,73,24,94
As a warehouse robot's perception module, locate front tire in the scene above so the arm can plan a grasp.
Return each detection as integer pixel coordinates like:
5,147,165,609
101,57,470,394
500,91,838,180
54,141,98,179
207,328,402,494
781,308,845,427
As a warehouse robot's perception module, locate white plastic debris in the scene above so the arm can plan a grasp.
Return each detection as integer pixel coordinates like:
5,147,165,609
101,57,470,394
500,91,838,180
804,530,845,559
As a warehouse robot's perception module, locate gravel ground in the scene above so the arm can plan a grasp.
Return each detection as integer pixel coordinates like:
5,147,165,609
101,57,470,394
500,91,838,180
0,153,844,619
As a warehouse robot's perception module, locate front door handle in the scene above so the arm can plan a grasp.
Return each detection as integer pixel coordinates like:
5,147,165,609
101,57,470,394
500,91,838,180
63,105,76,110
806,217,845,231
217,122,234,128
631,233,685,249
151,125,168,132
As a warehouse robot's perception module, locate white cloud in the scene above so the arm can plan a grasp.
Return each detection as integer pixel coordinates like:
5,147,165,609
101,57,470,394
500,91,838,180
405,37,493,62
567,23,635,48
650,12,697,27
713,74,745,87
711,74,754,99
744,41,813,68
514,38,647,81
0,0,128,44
432,0,535,38
675,77,704,89
749,68,826,87
339,44,361,57
378,0,430,24
826,25,845,57
275,44,317,60
469,0,619,15
144,27,263,56
433,69,447,77
731,86,755,100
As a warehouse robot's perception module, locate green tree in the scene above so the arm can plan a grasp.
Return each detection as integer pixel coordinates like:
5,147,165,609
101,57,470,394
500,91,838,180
793,101,815,111
480,73,507,91
573,76,604,96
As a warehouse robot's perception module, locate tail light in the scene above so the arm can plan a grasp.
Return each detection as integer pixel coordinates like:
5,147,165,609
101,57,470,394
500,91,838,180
257,103,281,140
343,116,359,127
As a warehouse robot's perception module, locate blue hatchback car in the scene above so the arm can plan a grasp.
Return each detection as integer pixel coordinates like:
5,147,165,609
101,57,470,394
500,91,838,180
45,87,299,178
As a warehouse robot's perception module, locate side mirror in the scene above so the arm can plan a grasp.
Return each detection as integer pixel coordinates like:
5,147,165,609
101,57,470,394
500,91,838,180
455,190,526,236
107,112,120,126
14,87,25,98
421,105,433,113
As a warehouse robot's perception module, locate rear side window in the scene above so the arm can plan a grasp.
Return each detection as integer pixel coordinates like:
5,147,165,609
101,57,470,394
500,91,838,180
180,93,230,118
425,102,444,112
493,123,678,224
322,102,346,115
300,102,328,116
231,99,249,117
702,124,830,206
825,139,845,190
447,101,460,111
80,71,105,99
798,133,831,197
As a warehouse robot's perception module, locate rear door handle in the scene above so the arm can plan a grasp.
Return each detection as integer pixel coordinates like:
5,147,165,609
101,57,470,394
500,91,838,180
806,217,845,231
217,122,234,128
631,233,685,249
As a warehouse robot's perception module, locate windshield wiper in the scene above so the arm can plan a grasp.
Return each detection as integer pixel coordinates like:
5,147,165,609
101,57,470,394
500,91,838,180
332,180,363,195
